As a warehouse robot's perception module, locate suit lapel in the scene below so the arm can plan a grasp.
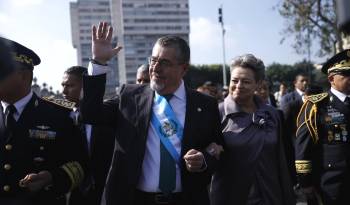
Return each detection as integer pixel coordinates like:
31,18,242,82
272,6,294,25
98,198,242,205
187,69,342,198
0,106,5,142
135,86,154,140
181,88,197,155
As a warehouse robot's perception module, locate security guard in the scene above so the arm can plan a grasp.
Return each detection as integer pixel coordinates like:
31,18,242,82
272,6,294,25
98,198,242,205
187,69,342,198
0,37,85,205
295,49,350,205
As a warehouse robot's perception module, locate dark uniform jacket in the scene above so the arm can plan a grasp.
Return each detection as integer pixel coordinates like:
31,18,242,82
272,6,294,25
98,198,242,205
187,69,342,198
0,93,85,205
80,74,222,205
295,91,350,204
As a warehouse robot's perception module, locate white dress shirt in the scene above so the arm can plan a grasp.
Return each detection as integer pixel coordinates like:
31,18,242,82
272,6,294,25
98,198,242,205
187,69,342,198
70,107,93,154
88,62,186,192
1,91,33,121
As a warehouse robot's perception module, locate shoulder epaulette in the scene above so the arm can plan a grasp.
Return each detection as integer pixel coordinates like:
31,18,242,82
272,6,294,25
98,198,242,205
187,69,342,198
305,92,328,104
295,93,328,143
42,96,75,110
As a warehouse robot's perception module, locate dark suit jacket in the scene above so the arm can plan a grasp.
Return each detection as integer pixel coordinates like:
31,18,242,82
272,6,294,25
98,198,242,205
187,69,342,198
280,90,303,184
69,124,115,205
0,93,85,205
81,74,222,205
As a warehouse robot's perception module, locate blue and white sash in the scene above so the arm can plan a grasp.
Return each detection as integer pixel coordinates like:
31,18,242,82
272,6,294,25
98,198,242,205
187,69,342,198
151,93,184,165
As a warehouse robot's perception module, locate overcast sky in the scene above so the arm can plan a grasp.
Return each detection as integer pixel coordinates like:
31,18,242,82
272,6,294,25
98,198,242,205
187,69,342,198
0,0,324,91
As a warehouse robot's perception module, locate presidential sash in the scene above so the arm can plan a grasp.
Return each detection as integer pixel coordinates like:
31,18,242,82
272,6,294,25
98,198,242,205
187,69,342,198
151,93,183,165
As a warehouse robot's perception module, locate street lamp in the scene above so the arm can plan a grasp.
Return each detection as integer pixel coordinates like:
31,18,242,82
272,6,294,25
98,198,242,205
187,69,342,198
218,6,227,88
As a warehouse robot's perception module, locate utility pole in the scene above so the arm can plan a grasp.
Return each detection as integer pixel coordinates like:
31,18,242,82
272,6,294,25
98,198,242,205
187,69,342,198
218,5,227,88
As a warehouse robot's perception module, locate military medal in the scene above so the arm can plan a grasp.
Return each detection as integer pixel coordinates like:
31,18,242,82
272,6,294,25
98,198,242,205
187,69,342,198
328,131,334,142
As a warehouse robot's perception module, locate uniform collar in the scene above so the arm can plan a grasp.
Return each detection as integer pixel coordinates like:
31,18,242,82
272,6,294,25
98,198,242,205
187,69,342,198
331,87,349,102
1,91,33,119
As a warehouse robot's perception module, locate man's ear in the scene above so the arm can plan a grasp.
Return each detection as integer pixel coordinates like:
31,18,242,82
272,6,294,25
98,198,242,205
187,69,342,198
181,63,189,76
328,74,334,85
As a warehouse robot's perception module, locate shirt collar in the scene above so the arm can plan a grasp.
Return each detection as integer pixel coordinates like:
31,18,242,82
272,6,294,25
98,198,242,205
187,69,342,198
295,88,304,97
172,80,186,101
1,91,33,116
331,87,349,102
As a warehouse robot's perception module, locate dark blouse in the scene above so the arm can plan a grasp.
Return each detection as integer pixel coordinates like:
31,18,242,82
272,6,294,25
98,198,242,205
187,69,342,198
210,95,295,205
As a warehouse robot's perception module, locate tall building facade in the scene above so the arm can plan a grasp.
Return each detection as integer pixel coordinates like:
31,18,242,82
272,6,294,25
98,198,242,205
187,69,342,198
70,0,189,92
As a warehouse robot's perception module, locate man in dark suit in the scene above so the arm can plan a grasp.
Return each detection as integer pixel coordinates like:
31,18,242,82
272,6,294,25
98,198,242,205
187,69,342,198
60,66,115,205
81,22,222,205
280,73,309,184
295,49,350,205
0,38,85,205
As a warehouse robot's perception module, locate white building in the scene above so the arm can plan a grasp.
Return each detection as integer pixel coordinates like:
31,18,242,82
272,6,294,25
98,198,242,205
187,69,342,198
70,0,189,92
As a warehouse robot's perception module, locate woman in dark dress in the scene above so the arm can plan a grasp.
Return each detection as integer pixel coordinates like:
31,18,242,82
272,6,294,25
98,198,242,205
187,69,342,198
210,54,295,205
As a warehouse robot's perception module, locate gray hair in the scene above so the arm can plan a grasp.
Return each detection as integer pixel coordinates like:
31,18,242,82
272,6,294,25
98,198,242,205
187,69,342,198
230,54,265,81
155,36,190,64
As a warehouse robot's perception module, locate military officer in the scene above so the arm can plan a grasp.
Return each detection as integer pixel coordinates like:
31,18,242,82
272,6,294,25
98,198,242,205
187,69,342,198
295,49,350,205
0,37,85,205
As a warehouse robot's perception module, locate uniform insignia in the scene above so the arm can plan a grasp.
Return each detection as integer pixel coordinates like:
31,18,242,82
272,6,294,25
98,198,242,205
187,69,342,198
29,129,56,140
306,92,328,103
328,131,334,142
295,160,312,174
36,125,50,130
42,96,75,109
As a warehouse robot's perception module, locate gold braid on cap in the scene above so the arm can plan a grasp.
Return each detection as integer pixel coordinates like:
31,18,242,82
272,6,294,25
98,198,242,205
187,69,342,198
328,59,350,74
12,52,34,66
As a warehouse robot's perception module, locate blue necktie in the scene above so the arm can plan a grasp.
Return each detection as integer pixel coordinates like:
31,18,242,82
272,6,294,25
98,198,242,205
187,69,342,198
158,94,176,194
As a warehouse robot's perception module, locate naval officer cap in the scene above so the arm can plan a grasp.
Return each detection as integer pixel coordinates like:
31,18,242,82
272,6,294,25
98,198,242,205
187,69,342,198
0,37,15,81
321,49,350,76
0,37,40,81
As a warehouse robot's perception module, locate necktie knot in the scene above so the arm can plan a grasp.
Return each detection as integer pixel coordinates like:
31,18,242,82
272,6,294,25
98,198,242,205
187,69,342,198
163,94,173,102
5,104,16,116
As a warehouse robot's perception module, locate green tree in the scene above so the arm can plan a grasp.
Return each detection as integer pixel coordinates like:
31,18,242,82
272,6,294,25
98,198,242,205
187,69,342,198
184,64,229,89
277,0,344,57
266,60,317,91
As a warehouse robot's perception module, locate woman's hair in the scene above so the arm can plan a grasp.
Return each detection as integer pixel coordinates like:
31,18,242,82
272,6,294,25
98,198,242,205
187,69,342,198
230,54,265,81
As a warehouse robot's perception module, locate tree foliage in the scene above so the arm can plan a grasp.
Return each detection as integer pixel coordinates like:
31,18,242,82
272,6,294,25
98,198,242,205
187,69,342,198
184,64,229,89
277,0,343,57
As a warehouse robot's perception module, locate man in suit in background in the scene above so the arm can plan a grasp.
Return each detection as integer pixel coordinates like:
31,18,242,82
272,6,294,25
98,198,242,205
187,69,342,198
61,66,115,205
0,37,85,205
81,22,222,205
280,73,309,184
136,64,150,85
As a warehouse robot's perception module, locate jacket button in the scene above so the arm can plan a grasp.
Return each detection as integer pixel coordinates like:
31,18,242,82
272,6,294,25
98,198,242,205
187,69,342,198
4,164,11,170
5,144,12,151
328,164,332,168
3,185,10,192
39,146,45,151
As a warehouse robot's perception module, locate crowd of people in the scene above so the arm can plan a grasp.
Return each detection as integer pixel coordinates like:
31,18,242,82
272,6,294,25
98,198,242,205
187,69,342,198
0,21,349,205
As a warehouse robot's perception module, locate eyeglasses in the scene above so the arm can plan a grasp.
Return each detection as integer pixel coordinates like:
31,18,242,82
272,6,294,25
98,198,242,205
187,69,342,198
148,56,181,68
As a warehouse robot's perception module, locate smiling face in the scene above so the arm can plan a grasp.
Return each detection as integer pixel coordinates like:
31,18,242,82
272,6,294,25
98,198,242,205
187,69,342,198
149,43,187,95
229,66,259,104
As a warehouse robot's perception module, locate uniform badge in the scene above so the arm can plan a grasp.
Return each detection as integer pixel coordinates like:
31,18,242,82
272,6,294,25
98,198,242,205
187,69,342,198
340,124,348,142
328,131,334,142
324,115,332,123
159,119,177,137
36,125,50,130
29,129,56,140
